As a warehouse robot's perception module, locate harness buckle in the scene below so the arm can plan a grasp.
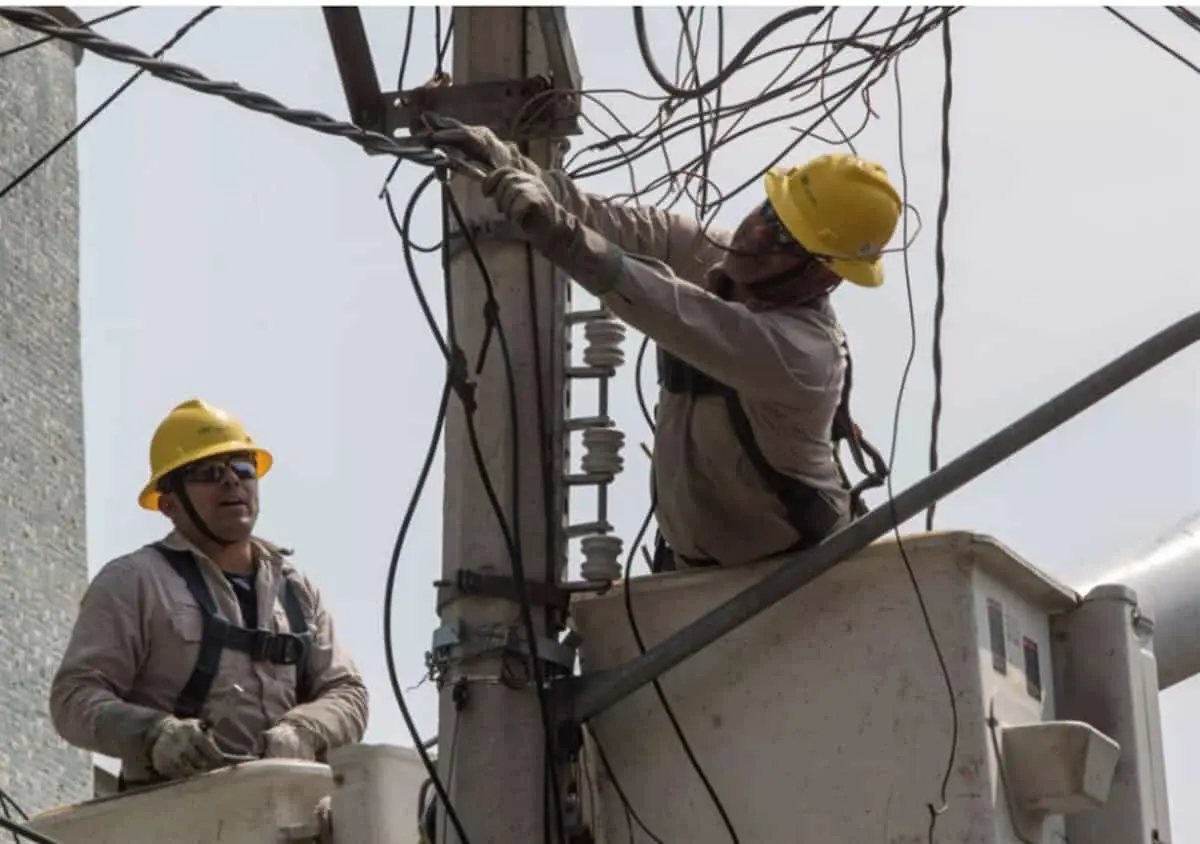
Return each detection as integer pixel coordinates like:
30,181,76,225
252,630,307,665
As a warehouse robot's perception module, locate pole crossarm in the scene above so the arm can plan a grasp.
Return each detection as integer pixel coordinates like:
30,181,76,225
569,307,1200,724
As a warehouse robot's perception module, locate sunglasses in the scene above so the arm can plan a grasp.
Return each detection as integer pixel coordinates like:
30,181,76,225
759,200,805,251
759,201,839,265
182,458,258,484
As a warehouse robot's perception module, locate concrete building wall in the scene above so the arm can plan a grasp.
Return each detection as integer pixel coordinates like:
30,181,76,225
0,9,92,814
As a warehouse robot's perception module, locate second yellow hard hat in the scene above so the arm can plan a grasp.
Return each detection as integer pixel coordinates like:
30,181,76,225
763,152,903,288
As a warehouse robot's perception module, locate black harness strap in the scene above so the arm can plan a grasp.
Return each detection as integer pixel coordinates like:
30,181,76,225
154,544,313,719
653,293,890,568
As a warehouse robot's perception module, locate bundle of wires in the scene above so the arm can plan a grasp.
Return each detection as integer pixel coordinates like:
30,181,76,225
9,5,1200,843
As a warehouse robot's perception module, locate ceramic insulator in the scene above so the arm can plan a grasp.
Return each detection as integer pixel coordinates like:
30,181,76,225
580,533,624,582
581,427,625,477
582,319,626,369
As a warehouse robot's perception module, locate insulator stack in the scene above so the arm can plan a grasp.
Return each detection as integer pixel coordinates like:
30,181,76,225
582,319,626,368
564,308,627,584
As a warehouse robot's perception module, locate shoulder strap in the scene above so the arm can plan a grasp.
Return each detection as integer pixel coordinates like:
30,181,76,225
154,544,228,719
153,543,315,718
716,386,840,546
280,576,313,704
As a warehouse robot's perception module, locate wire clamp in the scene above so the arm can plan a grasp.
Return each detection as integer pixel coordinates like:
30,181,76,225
435,568,571,614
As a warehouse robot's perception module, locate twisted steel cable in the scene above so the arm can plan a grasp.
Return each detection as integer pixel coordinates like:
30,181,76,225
0,6,452,168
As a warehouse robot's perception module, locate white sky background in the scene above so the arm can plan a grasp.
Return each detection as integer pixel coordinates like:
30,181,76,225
63,1,1199,835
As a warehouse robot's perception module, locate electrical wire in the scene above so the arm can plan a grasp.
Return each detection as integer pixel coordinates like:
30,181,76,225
621,494,740,842
590,728,666,844
632,6,824,101
1105,6,1200,74
0,788,28,844
378,167,471,844
0,7,452,166
0,817,60,844
924,16,953,532
0,6,217,202
0,5,137,60
889,50,959,844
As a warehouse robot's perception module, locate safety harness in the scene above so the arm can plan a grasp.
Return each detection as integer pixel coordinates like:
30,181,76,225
652,292,889,570
153,543,314,719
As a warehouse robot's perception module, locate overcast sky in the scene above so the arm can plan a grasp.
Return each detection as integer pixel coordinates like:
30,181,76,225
59,3,1200,837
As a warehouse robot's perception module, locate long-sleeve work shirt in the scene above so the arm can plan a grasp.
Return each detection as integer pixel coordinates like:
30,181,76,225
544,171,852,566
50,531,369,782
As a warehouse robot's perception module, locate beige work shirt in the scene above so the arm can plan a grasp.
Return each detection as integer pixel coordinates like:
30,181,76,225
545,172,852,566
50,531,369,782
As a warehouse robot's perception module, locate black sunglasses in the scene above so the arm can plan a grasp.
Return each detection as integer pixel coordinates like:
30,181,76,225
182,458,258,484
759,200,804,251
759,201,839,264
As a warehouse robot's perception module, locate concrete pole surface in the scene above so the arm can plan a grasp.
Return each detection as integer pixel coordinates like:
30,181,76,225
437,8,570,844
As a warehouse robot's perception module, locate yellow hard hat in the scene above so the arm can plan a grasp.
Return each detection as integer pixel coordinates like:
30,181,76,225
763,153,903,288
138,399,273,511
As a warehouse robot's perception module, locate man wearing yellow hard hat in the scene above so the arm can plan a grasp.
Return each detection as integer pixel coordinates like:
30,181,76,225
50,400,368,790
426,117,894,570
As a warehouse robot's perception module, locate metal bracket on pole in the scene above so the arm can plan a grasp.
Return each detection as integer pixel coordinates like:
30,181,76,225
321,6,583,151
435,568,571,614
564,308,1200,724
429,620,576,677
383,75,580,142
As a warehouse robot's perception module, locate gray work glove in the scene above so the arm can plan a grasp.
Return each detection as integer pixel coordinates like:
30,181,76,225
263,721,322,761
147,716,225,780
420,114,542,177
482,166,626,297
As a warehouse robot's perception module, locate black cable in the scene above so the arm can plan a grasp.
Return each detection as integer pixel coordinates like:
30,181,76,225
571,7,917,184
434,7,453,73
621,495,740,841
889,51,959,844
0,788,27,844
0,817,61,844
632,6,824,100
396,7,416,90
0,6,217,202
1106,6,1200,74
0,791,27,823
590,728,667,844
379,172,471,844
644,8,950,215
924,16,953,532
380,372,471,844
0,5,138,60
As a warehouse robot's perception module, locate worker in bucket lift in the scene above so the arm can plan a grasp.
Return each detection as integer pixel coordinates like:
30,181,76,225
50,399,369,790
424,116,897,571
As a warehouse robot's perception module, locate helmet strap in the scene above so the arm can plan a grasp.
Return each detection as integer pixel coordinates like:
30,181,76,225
166,474,237,548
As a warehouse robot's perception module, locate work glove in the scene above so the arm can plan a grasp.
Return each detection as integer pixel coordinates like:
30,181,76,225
263,721,322,761
482,167,627,297
419,114,542,177
146,716,225,780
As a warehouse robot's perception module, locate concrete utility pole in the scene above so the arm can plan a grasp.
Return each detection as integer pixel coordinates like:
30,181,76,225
437,8,579,843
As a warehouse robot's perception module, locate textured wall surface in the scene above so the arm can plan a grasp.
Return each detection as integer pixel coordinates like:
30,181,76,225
0,16,92,814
